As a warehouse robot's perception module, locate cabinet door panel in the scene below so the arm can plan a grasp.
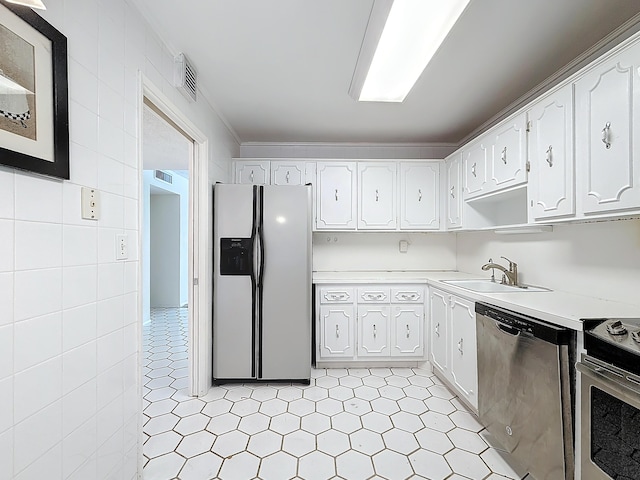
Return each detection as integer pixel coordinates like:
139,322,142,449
429,289,449,372
576,43,640,214
271,162,304,185
391,305,424,356
358,306,390,356
316,162,357,230
450,296,477,408
463,141,488,198
358,163,397,229
491,113,527,189
446,155,462,228
528,86,575,220
400,162,440,230
235,161,270,184
319,305,354,358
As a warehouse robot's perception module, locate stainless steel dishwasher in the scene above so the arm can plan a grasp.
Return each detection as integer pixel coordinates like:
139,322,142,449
476,302,575,480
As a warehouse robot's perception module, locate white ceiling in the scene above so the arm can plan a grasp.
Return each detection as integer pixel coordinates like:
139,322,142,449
131,0,640,145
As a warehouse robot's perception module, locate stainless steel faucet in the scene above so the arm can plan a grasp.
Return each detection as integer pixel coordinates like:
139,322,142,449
481,256,518,286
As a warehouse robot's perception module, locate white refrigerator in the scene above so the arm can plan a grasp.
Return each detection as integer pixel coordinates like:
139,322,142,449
212,183,312,383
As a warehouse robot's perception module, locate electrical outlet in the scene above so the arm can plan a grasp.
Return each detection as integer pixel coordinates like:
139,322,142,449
81,187,99,220
116,234,128,260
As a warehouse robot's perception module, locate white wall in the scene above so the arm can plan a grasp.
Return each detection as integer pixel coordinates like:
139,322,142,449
149,194,181,306
456,219,640,305
313,232,457,272
142,171,189,320
0,1,238,479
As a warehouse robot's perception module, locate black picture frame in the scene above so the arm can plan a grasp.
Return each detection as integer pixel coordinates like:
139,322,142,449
0,1,69,179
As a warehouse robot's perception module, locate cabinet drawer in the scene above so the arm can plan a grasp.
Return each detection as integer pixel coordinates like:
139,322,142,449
319,287,354,304
391,286,424,303
357,287,390,303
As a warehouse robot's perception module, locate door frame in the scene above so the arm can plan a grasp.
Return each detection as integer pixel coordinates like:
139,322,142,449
137,73,211,397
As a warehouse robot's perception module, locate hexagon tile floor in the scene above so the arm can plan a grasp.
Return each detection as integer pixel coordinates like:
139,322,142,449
143,308,527,480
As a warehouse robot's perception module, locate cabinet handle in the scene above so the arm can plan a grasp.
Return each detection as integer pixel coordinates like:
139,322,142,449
327,293,346,301
406,324,410,338
336,325,340,338
286,171,290,183
458,338,464,354
375,189,379,202
545,145,553,167
501,146,507,164
471,162,477,177
418,189,422,202
602,122,611,149
450,186,455,198
373,324,377,338
435,323,440,336
335,189,338,201
250,170,254,182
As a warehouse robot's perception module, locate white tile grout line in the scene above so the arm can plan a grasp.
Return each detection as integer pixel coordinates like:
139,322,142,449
142,307,526,480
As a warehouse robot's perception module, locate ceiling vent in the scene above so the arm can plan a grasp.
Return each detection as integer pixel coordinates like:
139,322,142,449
174,53,197,102
155,170,173,184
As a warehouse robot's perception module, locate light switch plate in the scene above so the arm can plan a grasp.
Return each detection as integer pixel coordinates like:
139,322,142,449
399,240,409,253
81,187,99,220
116,234,128,260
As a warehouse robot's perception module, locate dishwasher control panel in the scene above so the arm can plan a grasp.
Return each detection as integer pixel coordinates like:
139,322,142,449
475,302,571,345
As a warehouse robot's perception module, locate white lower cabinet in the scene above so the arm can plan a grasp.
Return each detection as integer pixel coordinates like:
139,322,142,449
429,287,477,410
358,306,390,356
318,286,355,359
391,304,424,356
317,284,425,364
429,288,449,373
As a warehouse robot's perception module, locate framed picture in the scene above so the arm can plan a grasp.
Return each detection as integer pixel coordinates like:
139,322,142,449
0,1,68,179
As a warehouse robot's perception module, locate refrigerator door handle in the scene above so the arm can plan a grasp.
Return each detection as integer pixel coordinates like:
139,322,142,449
249,185,258,378
257,186,265,378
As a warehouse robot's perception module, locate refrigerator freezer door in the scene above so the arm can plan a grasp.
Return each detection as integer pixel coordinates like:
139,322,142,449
213,184,256,380
259,185,312,381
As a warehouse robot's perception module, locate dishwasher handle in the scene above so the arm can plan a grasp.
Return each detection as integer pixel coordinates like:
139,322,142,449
494,319,522,337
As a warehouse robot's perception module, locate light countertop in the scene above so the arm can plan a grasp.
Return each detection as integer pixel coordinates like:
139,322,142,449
313,270,640,330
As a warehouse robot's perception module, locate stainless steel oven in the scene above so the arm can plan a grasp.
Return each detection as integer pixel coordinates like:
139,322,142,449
578,319,640,479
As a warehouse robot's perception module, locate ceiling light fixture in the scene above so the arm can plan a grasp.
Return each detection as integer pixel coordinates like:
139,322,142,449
5,0,46,10
350,0,470,103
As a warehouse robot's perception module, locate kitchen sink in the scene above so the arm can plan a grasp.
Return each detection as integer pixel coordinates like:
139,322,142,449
442,279,551,293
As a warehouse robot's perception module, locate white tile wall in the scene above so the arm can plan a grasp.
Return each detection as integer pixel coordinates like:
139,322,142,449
0,219,14,272
3,0,239,478
0,377,12,433
14,221,63,271
14,312,62,371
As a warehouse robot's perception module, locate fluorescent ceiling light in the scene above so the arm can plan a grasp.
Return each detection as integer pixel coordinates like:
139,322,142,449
352,0,470,103
5,0,46,10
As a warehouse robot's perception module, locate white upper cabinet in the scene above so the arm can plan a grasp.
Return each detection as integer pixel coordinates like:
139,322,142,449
575,40,640,215
489,112,527,190
446,154,462,229
316,162,357,230
357,162,397,230
462,139,488,198
234,161,270,184
271,161,305,185
527,84,575,220
399,162,440,230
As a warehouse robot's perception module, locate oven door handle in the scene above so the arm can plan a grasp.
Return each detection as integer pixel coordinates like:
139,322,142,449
577,361,640,397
